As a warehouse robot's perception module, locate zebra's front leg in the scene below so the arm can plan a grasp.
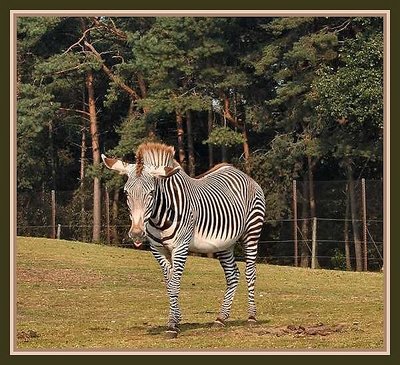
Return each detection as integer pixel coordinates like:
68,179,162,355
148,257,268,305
214,249,240,326
165,244,189,338
149,245,172,283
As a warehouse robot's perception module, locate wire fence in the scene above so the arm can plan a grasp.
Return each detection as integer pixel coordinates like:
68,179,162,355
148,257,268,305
16,179,384,271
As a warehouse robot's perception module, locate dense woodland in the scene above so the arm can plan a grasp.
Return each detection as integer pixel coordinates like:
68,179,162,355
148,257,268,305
16,16,384,270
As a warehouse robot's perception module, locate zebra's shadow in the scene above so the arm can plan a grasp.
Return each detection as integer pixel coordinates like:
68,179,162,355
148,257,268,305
146,319,271,335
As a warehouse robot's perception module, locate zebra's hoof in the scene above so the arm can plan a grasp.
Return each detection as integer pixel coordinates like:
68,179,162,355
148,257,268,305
247,316,257,326
213,318,225,327
165,329,179,339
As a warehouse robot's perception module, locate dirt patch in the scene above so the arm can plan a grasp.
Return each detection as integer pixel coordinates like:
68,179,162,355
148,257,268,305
17,267,105,287
88,326,112,331
17,330,40,342
257,323,346,337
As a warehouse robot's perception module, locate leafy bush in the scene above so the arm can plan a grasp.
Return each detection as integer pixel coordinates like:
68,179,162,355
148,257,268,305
203,126,244,147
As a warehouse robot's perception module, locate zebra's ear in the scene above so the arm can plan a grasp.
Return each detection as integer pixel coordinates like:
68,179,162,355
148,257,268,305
102,154,134,175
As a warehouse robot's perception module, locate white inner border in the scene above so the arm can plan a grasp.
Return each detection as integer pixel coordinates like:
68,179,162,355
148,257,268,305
10,9,390,356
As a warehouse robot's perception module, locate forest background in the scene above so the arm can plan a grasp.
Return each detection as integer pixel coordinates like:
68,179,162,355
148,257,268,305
16,16,384,271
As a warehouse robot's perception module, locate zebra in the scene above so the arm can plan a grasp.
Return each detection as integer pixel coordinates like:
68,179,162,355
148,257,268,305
102,142,265,337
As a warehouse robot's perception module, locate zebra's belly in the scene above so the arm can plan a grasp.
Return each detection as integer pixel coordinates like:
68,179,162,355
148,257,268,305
189,232,239,254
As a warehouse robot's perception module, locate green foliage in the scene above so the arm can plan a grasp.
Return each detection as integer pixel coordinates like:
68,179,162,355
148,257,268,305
215,71,250,90
285,32,338,66
262,17,314,36
104,81,120,109
138,93,211,114
16,16,384,260
17,84,61,190
17,84,59,135
331,248,347,271
315,33,383,126
245,134,306,221
313,28,383,162
17,17,63,49
85,163,103,179
253,44,280,75
203,127,245,147
108,115,149,158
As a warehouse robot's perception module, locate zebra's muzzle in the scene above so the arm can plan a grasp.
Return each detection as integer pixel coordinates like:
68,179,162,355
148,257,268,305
128,227,145,248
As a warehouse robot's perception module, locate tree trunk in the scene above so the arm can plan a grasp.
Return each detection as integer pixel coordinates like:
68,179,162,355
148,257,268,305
221,146,227,162
111,189,120,245
241,121,250,173
344,184,352,271
308,156,316,218
86,70,101,242
176,110,186,169
48,120,57,191
220,92,249,167
186,110,195,177
307,156,318,268
105,186,111,244
137,73,155,138
361,178,368,271
207,108,214,168
137,73,147,100
80,126,87,241
346,160,363,271
293,180,298,267
300,178,310,268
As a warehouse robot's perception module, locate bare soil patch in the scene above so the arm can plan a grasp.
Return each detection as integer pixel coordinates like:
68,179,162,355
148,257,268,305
17,330,40,342
256,323,346,337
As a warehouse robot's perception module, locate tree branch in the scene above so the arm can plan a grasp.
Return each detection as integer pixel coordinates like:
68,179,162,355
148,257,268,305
54,65,83,75
62,27,98,55
83,41,140,101
92,17,128,41
332,19,352,33
59,107,91,117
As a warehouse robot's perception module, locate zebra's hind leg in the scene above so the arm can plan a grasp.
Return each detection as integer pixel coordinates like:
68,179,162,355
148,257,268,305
214,249,240,326
242,223,263,324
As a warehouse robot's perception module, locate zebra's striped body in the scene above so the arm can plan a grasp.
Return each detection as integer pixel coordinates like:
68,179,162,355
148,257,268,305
102,143,265,336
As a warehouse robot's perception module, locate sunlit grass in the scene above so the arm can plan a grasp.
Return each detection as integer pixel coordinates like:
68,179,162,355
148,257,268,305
15,237,385,351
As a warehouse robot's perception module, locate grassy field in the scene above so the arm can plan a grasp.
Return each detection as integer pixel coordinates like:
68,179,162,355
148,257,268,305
15,236,385,352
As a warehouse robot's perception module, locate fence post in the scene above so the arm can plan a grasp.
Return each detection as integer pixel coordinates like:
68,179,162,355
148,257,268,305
362,178,368,271
57,224,61,240
51,190,56,239
344,184,352,271
311,217,317,269
293,180,298,267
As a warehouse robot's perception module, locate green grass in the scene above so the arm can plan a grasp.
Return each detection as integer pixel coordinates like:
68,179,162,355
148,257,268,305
15,236,385,351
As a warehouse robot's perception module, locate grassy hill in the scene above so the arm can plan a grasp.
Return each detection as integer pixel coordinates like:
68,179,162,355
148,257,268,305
15,237,385,352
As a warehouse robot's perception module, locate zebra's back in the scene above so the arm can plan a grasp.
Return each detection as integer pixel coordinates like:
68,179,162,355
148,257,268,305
179,165,265,253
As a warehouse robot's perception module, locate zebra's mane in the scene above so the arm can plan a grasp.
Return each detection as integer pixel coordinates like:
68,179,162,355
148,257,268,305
135,142,176,176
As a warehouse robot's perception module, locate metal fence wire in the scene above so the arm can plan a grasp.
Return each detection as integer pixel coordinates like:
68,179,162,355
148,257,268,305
16,179,383,271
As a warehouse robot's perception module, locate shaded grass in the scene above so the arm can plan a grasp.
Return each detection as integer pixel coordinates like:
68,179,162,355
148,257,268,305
15,237,385,351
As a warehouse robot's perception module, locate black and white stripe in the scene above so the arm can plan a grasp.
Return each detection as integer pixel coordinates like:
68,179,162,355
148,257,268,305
120,154,265,335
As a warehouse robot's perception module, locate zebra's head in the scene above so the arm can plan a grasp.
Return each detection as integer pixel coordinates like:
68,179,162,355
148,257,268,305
102,143,178,247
